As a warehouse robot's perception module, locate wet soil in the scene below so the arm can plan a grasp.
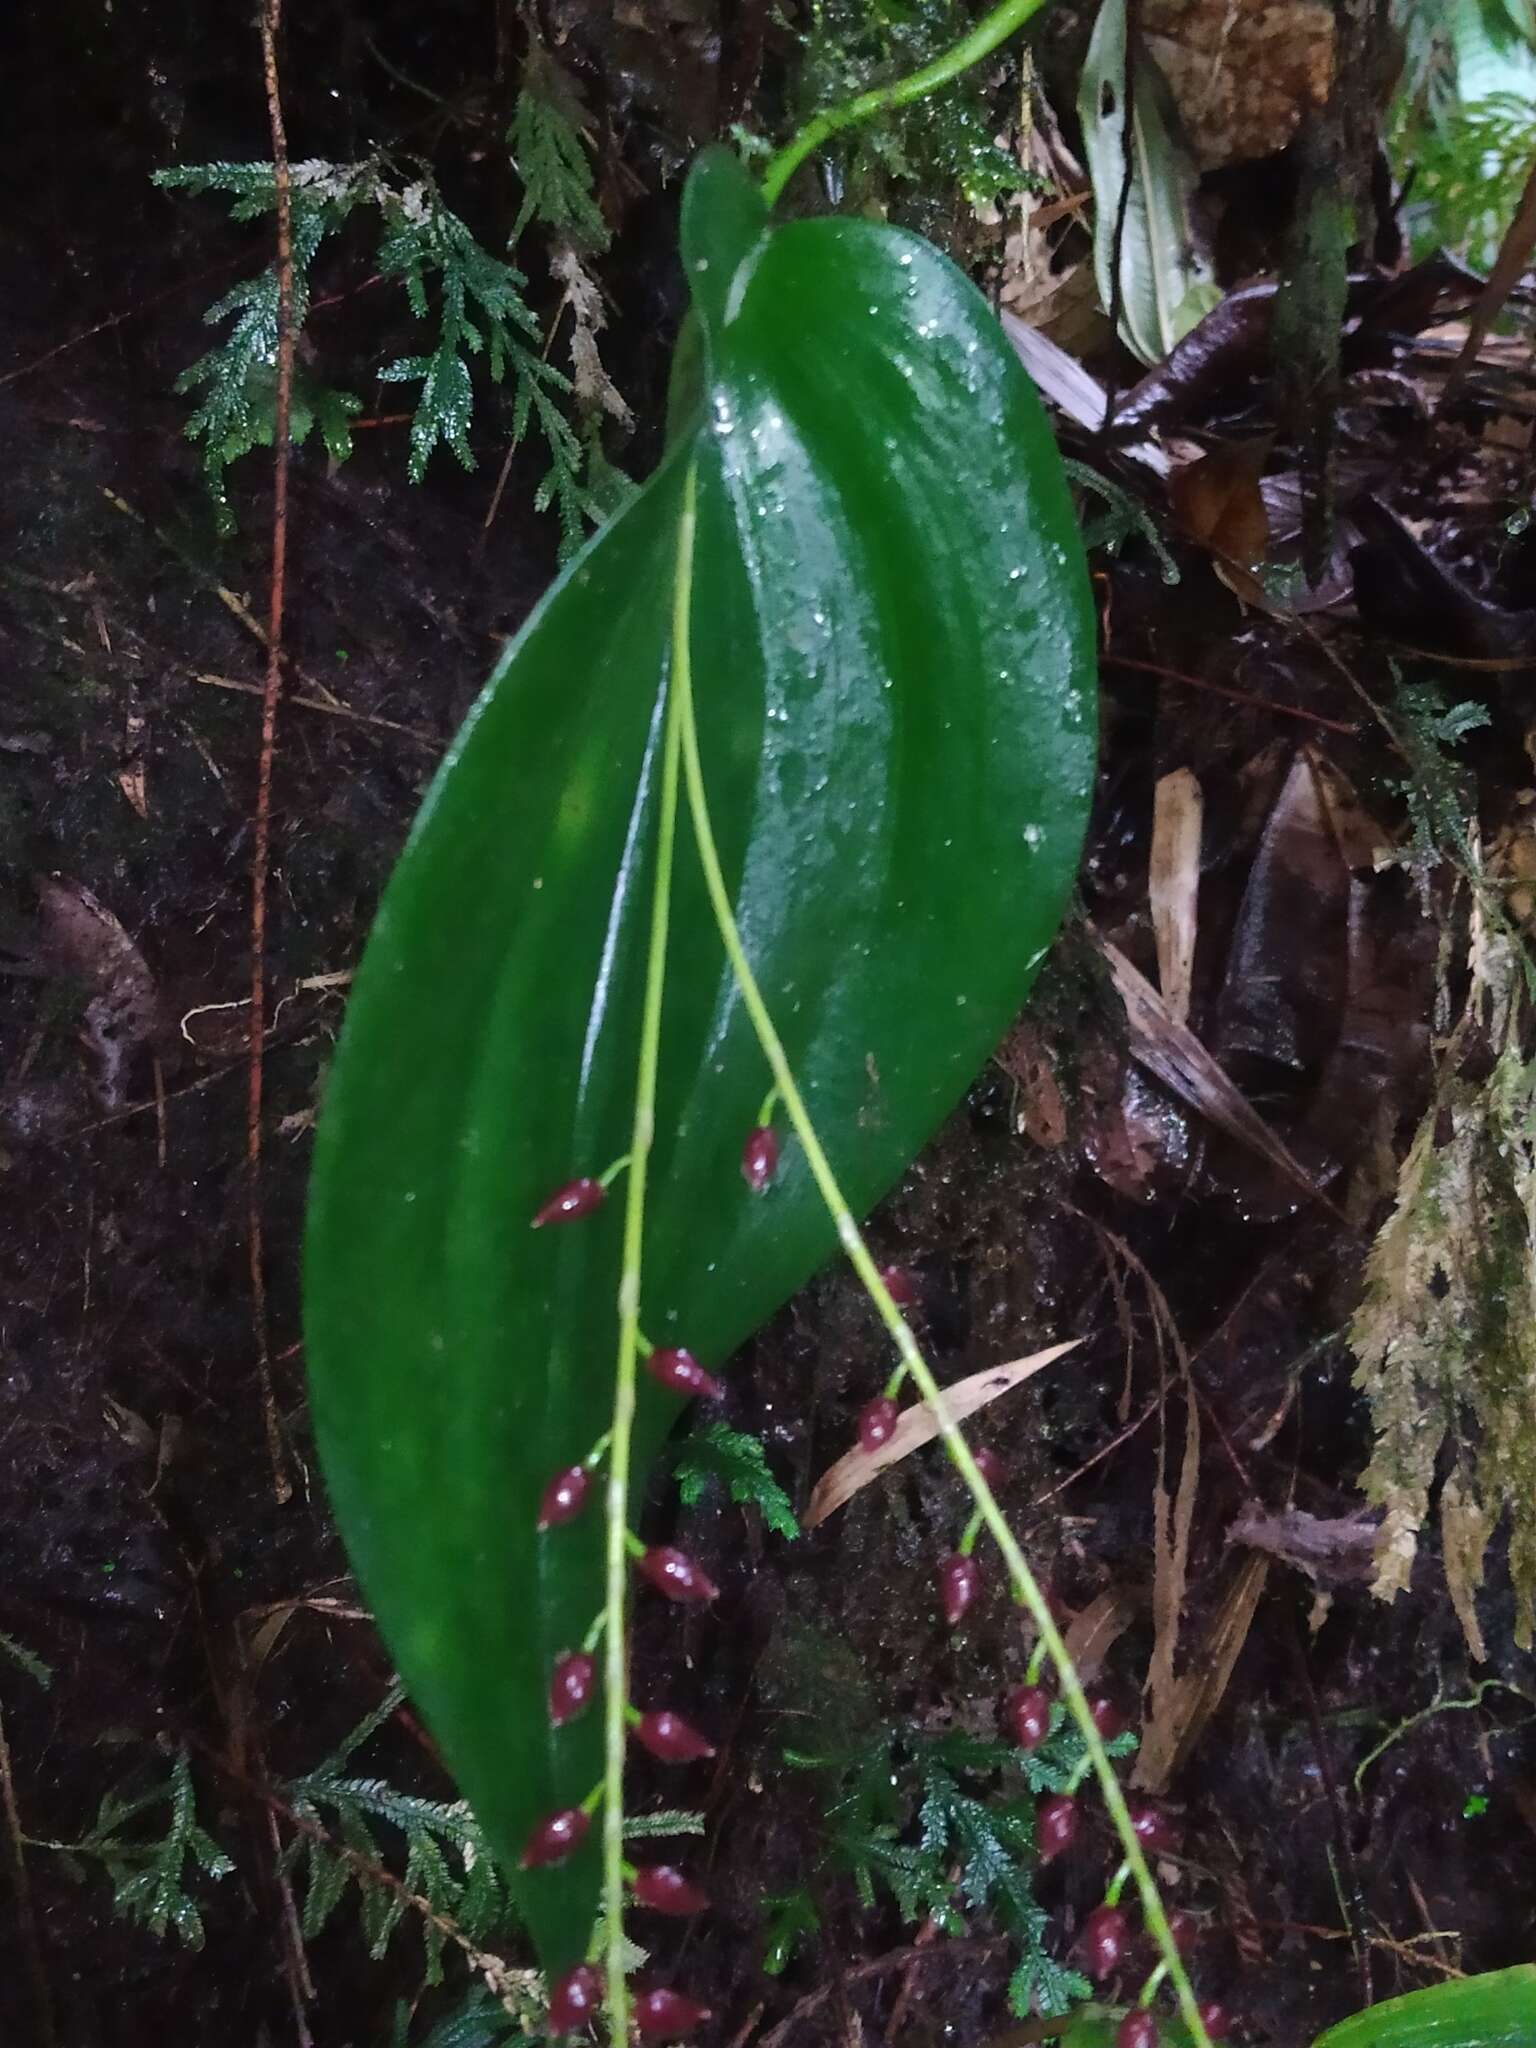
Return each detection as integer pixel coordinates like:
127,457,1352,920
4,4,1536,2045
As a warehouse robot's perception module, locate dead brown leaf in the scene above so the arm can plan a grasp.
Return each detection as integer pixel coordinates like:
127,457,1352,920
1061,1585,1140,1686
1170,441,1271,569
804,1343,1081,1529
996,1021,1068,1147
1226,1504,1379,1585
1096,935,1330,1211
36,876,158,1107
1133,1552,1270,1792
1136,1325,1202,1793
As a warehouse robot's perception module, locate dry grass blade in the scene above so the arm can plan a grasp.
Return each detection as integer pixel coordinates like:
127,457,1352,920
803,1342,1081,1529
1096,936,1332,1212
1149,767,1202,1026
1133,1551,1270,1793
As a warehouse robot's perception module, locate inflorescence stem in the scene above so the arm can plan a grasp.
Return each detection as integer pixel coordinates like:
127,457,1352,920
600,463,697,2034
669,491,1212,2048
760,0,1054,206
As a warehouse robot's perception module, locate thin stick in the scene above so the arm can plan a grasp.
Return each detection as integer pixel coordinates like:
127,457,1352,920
1441,146,1536,409
191,671,439,747
1103,653,1358,736
251,0,295,1503
0,259,240,389
672,603,1212,2048
760,0,1053,206
600,466,694,2032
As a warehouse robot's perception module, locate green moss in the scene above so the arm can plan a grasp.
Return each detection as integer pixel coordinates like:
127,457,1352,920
1352,937,1536,1654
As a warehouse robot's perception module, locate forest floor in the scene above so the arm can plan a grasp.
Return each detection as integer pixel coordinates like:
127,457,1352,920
4,4,1536,2046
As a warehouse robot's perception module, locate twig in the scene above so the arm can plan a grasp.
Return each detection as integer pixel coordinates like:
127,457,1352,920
1351,1678,1534,1798
192,671,439,747
199,1742,528,1995
1103,654,1359,735
265,1802,316,2043
756,1937,1005,2048
0,1706,55,2048
0,259,240,388
251,0,295,1505
1441,146,1536,410
1290,1609,1372,2010
1027,1394,1158,1508
1260,1919,1467,1981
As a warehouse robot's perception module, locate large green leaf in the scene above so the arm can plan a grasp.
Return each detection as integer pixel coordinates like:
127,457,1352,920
304,146,1095,1972
1311,1969,1536,2048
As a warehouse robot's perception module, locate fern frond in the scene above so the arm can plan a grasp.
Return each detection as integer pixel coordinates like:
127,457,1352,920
509,46,610,252
69,1749,233,1951
674,1420,800,1539
0,1629,53,1689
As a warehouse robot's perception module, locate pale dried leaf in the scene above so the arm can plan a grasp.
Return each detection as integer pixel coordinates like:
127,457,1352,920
36,876,159,1107
1062,1585,1139,1684
1137,1346,1200,1791
551,242,632,425
803,1342,1081,1529
1134,1553,1268,1792
1096,935,1325,1207
996,1021,1068,1147
1150,767,1202,1025
1441,1473,1492,1665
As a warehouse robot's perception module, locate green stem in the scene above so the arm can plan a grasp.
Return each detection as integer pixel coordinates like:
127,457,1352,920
760,0,1054,207
672,636,1211,2048
600,463,696,2036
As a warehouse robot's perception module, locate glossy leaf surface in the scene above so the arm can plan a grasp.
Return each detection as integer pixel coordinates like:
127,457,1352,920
304,147,1095,1970
1311,1969,1536,2048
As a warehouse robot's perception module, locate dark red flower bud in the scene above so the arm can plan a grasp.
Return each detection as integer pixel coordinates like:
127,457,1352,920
646,1347,724,1401
634,1709,716,1762
638,1546,719,1605
1007,1684,1052,1751
879,1263,918,1308
538,1465,591,1530
858,1396,900,1451
741,1126,779,1191
1116,2015,1158,2048
1197,2003,1233,2041
1128,1800,1179,1853
1036,1793,1079,1862
1087,1694,1126,1741
972,1445,1006,1489
940,1553,980,1626
549,1652,596,1728
1165,1909,1199,1957
548,1963,603,2033
531,1177,606,1227
1082,1904,1130,1981
633,1986,713,2040
520,1806,590,1868
632,1864,710,1915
